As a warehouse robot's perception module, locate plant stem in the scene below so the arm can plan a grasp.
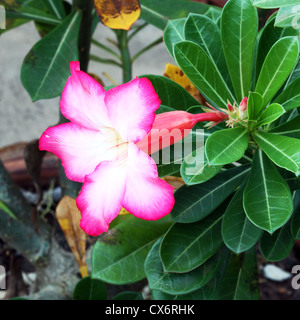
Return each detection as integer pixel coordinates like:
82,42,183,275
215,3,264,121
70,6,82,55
73,0,94,72
131,37,163,63
91,39,121,60
116,30,132,83
90,54,122,67
127,22,148,42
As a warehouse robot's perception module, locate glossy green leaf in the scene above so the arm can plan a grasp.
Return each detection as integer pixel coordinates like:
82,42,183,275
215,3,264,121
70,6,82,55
173,41,235,109
274,78,300,111
160,206,224,273
275,5,300,28
253,0,300,8
222,183,262,254
255,14,298,81
21,11,81,101
44,0,66,20
92,215,172,285
255,36,299,107
139,0,220,30
113,292,143,300
164,19,185,58
221,0,258,102
184,14,230,85
255,103,285,127
205,127,250,166
243,149,293,234
181,147,222,185
291,190,300,239
247,92,264,121
259,224,295,261
253,131,300,174
151,256,229,300
3,0,61,25
270,115,300,139
141,75,199,110
216,248,259,300
171,165,250,223
289,58,300,84
145,239,226,295
73,277,107,300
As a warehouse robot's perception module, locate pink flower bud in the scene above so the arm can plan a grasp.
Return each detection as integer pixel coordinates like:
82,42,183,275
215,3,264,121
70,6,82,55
239,97,248,112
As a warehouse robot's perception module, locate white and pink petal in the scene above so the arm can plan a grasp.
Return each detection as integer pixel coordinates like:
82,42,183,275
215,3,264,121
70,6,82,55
122,143,175,220
105,77,161,143
39,123,122,183
60,61,111,130
76,157,128,236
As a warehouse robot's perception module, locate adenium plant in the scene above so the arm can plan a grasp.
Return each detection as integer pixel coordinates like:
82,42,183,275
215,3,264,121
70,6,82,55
90,0,300,299
1,0,300,301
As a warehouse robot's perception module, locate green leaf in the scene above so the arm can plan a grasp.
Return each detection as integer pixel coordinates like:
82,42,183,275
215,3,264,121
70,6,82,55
215,248,259,300
141,75,199,110
43,0,66,20
259,224,295,261
255,14,299,81
291,190,300,239
253,131,300,174
91,215,172,285
139,0,220,30
21,11,81,101
113,292,143,300
221,0,258,102
181,147,222,185
274,78,300,111
253,0,300,9
145,239,226,295
270,115,300,139
171,165,250,223
255,36,299,107
164,18,185,58
0,200,18,220
3,0,61,25
205,127,250,166
184,14,230,85
243,149,293,234
247,92,264,121
173,41,235,109
160,206,224,273
222,183,262,254
275,5,300,28
73,277,107,300
255,103,285,127
289,58,300,84
151,258,229,300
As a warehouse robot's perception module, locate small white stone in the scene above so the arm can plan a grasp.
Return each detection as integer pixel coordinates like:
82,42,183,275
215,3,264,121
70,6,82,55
263,264,292,282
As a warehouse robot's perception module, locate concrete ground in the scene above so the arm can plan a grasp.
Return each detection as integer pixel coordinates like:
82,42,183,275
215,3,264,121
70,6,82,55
0,20,172,149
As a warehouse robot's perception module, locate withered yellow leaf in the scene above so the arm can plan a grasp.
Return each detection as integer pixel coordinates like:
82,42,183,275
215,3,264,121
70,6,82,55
164,63,206,106
56,195,87,278
163,176,185,192
94,0,141,30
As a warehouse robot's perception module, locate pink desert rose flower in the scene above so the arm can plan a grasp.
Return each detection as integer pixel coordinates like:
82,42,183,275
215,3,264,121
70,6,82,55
39,62,227,236
39,61,175,236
